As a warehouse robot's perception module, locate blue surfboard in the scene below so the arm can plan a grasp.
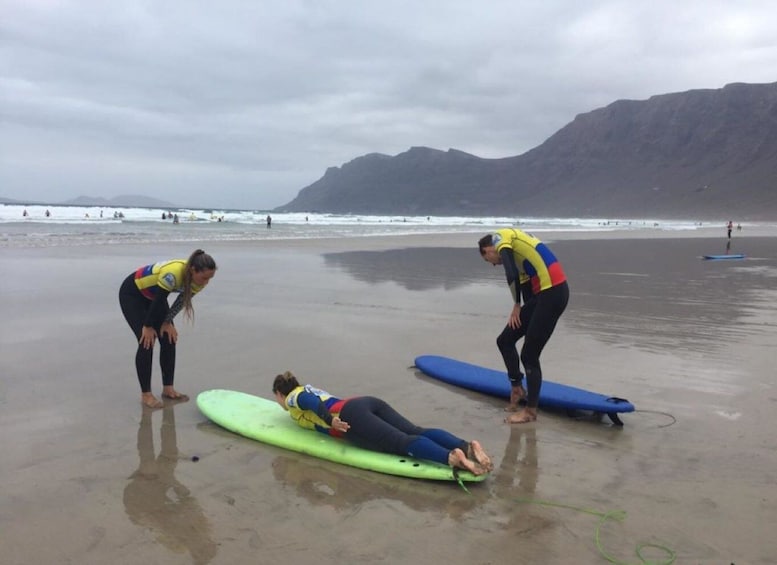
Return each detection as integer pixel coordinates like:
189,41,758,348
703,254,745,260
414,355,634,425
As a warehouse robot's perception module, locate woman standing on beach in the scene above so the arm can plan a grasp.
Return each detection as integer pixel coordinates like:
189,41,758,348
272,371,493,475
119,249,217,408
478,229,569,424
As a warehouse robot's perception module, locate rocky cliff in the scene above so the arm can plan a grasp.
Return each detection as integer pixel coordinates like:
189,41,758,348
277,82,777,219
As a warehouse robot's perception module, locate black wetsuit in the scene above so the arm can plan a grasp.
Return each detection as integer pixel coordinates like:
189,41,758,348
119,274,176,393
286,386,469,465
496,247,569,407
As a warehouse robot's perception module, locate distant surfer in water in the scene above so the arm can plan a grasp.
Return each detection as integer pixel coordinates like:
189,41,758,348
272,371,493,475
119,249,217,408
478,229,569,424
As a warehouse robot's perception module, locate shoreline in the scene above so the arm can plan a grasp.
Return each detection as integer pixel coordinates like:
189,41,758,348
3,205,776,252
7,223,773,253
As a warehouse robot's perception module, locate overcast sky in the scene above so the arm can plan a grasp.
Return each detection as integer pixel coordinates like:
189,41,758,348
2,1,777,209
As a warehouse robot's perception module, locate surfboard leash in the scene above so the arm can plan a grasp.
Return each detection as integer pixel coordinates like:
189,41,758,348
452,469,472,494
512,497,676,565
634,409,678,428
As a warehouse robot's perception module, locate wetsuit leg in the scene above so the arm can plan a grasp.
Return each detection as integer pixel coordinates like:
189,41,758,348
340,398,468,465
159,334,176,386
405,437,451,464
119,275,155,392
496,297,536,384
419,429,468,452
520,282,569,407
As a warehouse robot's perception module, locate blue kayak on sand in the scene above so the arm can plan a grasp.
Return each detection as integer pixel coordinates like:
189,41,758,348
414,355,635,426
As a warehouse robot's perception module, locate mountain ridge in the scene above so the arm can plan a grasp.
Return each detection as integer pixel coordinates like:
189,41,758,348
277,82,777,220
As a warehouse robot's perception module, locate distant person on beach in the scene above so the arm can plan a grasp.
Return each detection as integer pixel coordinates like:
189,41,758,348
727,220,734,239
45,209,50,217
272,371,493,475
478,229,569,424
119,249,217,409
266,215,272,228
22,209,28,217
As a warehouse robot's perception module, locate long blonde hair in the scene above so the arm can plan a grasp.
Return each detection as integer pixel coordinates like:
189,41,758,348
181,249,216,322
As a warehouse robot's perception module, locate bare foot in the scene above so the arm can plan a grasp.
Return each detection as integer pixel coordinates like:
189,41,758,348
141,393,164,409
504,384,527,411
505,407,537,424
161,387,189,402
468,440,494,472
448,448,485,475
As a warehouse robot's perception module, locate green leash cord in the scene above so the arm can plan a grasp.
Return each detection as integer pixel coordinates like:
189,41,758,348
454,481,675,562
513,497,676,565
453,469,472,494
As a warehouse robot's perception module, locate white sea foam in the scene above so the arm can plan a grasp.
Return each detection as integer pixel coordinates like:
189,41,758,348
0,202,740,248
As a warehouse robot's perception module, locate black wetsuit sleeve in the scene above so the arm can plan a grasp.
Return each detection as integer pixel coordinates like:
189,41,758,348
500,247,520,304
165,294,184,323
296,390,334,426
144,289,171,328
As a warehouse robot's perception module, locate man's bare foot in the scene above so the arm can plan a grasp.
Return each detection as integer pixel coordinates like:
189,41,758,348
505,407,537,424
467,440,494,472
448,448,485,475
504,384,527,411
141,393,164,409
161,387,189,402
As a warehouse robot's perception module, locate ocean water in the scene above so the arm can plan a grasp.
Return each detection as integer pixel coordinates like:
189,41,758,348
2,203,717,248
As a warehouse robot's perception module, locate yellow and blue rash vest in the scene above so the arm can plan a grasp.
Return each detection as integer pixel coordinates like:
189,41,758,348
133,260,204,300
284,385,347,437
492,228,566,295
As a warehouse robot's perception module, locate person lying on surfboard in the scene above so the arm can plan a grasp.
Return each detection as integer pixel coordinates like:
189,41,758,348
272,371,493,475
479,229,569,424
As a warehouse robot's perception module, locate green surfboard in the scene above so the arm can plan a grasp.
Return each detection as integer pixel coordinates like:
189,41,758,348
197,389,486,482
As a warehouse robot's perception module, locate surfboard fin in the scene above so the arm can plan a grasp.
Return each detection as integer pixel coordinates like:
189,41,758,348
607,413,624,426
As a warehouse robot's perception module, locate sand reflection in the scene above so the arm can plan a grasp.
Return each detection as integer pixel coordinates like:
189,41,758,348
271,452,477,519
493,426,538,495
124,405,217,565
323,247,500,291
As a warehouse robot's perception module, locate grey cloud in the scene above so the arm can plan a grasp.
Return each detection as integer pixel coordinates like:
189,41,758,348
2,0,777,208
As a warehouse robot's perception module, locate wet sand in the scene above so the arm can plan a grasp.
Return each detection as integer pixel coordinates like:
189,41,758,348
1,231,776,564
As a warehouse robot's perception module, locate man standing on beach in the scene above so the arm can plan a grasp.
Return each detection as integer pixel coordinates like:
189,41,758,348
478,229,569,424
